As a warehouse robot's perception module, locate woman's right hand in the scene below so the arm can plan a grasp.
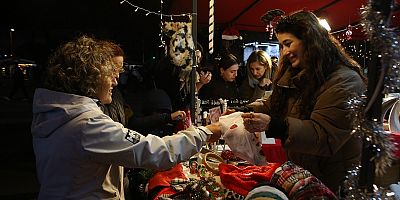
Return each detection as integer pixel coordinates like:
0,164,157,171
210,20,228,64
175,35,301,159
241,112,271,133
205,122,222,143
259,78,272,88
199,71,212,84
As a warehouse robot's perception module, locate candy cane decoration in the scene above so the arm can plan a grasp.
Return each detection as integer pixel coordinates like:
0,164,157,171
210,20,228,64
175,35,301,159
209,0,214,54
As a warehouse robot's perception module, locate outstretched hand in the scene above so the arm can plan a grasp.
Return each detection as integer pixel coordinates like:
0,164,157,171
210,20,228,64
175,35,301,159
205,122,222,143
222,108,236,116
241,112,271,133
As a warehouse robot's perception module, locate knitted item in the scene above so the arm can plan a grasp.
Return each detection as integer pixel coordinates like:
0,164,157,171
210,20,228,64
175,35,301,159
270,161,312,192
245,184,289,200
270,161,338,200
290,178,337,200
219,163,281,196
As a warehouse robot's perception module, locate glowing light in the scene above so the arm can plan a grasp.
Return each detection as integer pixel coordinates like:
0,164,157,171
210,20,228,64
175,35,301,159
319,19,331,31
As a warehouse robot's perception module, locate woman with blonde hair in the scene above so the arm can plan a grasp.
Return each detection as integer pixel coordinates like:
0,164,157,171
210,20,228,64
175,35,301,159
239,50,273,102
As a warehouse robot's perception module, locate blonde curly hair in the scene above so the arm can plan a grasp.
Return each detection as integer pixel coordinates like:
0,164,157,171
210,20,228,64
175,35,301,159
43,35,123,98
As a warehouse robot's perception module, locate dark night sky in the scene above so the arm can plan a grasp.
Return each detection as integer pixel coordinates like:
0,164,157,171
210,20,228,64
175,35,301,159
0,0,172,65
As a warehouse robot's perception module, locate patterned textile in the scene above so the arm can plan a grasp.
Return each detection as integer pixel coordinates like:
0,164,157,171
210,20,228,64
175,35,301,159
270,161,338,200
271,161,312,192
149,162,244,200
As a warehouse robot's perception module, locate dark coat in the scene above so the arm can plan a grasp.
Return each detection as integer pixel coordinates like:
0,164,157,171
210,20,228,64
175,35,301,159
198,75,239,100
238,77,269,102
253,65,366,192
127,88,176,137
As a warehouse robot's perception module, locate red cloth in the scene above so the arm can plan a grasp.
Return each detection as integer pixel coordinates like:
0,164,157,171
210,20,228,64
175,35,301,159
219,162,281,196
147,163,186,199
262,139,287,164
391,132,400,159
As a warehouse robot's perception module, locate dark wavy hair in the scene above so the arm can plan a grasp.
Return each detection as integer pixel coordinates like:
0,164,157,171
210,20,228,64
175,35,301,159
218,53,239,70
42,35,122,98
269,10,367,119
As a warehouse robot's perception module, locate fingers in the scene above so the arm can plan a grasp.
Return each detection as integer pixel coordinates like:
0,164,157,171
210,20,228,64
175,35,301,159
243,118,257,133
242,112,256,119
200,72,212,84
242,112,269,132
222,108,235,116
178,111,186,120
172,111,186,121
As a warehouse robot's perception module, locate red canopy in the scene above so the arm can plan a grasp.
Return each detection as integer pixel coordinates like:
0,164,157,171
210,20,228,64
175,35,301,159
168,0,400,40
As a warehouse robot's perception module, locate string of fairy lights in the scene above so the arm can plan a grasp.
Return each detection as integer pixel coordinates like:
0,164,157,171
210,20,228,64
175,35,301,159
120,0,373,66
119,0,194,48
120,0,193,19
333,23,372,66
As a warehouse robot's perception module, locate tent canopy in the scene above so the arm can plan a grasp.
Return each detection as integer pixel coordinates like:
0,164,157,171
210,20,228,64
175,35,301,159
167,0,400,40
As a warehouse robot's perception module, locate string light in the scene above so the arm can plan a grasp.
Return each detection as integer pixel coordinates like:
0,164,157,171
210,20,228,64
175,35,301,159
120,0,193,18
120,0,195,49
332,23,362,35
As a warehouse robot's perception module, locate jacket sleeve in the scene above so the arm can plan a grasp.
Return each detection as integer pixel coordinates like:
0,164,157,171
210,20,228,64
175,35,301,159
80,114,211,170
284,74,365,156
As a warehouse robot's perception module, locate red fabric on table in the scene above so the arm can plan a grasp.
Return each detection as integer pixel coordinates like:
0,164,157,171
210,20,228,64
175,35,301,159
262,139,287,164
391,132,400,159
219,162,281,196
147,163,186,199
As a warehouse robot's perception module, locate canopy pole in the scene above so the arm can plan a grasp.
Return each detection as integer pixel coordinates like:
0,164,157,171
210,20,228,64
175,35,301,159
190,0,198,123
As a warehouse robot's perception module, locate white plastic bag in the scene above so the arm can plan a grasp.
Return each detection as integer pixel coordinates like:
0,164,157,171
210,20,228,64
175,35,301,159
219,112,267,166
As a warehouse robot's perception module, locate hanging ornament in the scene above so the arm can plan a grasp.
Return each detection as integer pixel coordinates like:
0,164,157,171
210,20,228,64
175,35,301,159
260,9,284,41
345,25,353,41
265,22,274,40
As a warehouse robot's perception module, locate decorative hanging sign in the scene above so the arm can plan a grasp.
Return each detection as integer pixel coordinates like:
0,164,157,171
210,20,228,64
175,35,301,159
345,25,353,41
120,0,194,49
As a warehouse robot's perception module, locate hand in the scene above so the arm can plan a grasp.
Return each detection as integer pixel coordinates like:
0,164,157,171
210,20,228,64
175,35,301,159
171,110,186,121
259,78,272,87
205,122,222,143
241,112,271,133
222,108,236,116
199,71,212,85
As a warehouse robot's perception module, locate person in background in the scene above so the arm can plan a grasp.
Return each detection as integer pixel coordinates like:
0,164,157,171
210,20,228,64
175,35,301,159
270,56,279,79
96,40,136,199
7,65,30,100
195,43,212,93
31,35,222,200
98,40,128,126
239,50,273,102
127,87,187,137
198,53,240,100
243,10,367,193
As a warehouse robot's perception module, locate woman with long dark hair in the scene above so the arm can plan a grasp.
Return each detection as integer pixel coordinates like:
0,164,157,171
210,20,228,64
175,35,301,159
243,10,367,193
